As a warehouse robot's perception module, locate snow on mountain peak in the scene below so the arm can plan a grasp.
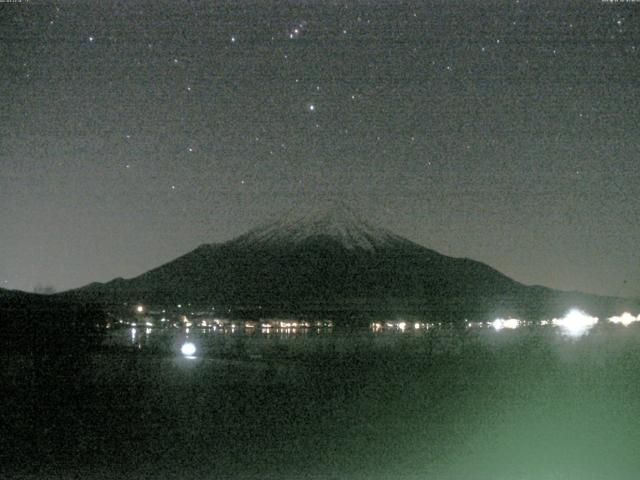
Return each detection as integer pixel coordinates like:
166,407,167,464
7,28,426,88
231,202,407,251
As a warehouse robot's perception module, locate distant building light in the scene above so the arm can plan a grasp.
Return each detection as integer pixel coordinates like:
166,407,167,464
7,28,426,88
552,309,598,337
492,318,520,331
609,312,639,327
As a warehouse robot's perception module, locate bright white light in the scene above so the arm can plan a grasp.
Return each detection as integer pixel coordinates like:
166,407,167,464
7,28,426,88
136,305,144,313
308,104,315,112
503,318,519,329
181,342,196,357
492,318,519,331
552,309,598,337
609,312,639,327
397,322,406,331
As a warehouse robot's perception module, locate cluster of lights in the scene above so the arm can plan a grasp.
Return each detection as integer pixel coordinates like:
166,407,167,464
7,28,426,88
365,310,640,337
551,309,599,337
491,318,520,331
126,305,638,344
609,312,640,327
370,321,433,332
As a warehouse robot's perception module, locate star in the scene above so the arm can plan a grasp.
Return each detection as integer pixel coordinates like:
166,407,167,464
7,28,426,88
88,36,95,42
308,104,316,112
230,36,237,43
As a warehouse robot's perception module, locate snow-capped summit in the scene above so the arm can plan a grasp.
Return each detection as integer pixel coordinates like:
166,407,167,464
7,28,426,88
231,201,407,251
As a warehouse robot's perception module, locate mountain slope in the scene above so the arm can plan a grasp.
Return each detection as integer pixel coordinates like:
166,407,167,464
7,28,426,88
62,204,637,320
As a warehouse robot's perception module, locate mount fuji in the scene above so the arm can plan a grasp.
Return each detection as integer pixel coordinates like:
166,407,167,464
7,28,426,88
62,202,635,321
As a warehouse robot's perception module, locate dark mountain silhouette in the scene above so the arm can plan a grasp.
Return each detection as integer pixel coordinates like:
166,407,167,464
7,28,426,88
59,203,637,321
0,288,107,355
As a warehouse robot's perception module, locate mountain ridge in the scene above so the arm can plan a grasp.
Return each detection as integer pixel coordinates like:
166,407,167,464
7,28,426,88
57,205,637,321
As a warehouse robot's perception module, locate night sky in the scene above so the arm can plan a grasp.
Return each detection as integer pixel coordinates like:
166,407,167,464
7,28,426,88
2,1,639,298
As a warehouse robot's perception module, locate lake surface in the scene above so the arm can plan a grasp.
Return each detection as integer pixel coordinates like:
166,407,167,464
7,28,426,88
4,320,640,479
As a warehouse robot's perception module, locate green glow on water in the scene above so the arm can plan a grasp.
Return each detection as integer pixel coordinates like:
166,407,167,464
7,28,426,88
4,325,640,479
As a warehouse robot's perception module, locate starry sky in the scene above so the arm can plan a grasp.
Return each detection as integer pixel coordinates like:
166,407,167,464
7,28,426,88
2,0,639,298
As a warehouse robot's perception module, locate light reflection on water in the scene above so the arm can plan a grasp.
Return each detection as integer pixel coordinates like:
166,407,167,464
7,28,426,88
109,310,640,357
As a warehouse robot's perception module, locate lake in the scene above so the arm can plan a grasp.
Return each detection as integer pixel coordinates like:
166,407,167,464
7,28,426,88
3,319,640,479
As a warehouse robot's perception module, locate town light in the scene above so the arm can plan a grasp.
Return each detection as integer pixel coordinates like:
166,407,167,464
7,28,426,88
492,318,520,331
609,312,639,327
552,309,598,337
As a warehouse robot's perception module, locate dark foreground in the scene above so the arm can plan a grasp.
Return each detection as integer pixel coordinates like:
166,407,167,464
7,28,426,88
3,326,640,480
